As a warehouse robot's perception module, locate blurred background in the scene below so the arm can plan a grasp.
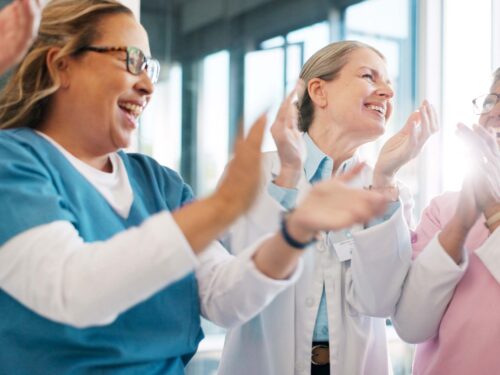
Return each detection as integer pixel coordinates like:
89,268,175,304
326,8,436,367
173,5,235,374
1,0,498,373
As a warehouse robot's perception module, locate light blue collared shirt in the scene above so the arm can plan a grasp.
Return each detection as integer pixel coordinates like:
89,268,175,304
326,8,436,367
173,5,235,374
268,133,400,342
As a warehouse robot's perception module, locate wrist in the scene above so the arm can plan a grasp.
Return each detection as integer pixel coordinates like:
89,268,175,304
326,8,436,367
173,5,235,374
372,170,396,189
484,209,500,233
283,210,318,247
369,183,399,202
484,203,500,219
208,193,241,224
274,166,302,188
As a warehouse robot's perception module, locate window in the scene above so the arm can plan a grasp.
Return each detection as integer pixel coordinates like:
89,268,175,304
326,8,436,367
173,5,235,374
197,51,230,195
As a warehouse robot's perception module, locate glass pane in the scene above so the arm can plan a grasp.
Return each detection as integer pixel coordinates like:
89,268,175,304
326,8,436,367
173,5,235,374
197,51,230,195
441,0,492,191
244,48,285,151
287,21,330,62
138,64,182,171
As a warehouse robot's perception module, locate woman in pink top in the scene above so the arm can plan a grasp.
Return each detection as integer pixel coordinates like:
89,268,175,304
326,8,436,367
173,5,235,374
391,67,500,374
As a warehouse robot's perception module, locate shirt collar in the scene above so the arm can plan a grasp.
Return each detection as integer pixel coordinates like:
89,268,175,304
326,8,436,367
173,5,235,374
303,132,358,182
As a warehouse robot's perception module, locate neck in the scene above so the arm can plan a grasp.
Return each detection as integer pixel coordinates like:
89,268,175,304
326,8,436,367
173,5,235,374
308,121,364,174
38,112,112,173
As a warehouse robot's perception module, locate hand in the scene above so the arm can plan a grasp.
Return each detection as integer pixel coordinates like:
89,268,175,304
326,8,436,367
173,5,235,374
286,164,387,242
213,114,267,221
456,123,500,210
0,0,44,76
271,80,307,188
373,100,438,187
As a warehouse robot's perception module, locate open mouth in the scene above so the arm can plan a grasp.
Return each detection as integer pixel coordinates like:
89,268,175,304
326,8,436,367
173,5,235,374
118,102,143,117
365,103,386,117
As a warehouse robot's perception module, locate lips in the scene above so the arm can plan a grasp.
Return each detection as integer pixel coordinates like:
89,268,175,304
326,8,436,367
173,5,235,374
364,103,386,117
118,101,145,118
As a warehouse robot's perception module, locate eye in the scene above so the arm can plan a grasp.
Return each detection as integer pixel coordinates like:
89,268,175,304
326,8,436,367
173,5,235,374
362,73,375,82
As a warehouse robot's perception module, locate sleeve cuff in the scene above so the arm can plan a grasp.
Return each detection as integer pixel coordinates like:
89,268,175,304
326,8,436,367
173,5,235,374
366,201,401,228
475,228,500,283
241,234,303,285
418,233,468,272
353,204,411,262
267,182,298,211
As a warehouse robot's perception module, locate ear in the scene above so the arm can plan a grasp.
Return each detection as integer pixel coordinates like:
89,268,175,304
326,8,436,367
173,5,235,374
46,48,71,89
308,78,328,108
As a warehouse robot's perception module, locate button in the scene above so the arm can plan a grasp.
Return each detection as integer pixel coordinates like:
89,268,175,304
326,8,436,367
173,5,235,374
317,242,326,252
306,297,315,307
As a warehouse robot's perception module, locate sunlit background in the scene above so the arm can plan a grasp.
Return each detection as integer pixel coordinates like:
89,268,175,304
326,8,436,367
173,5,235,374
1,0,497,373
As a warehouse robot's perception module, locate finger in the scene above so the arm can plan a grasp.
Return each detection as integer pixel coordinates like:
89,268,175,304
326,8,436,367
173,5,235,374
457,123,490,163
401,110,421,134
473,123,498,152
244,112,267,149
418,101,432,142
428,102,440,133
337,162,366,183
295,79,306,104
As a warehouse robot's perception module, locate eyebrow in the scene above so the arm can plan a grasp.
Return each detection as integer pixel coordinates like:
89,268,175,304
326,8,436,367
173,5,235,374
359,66,392,86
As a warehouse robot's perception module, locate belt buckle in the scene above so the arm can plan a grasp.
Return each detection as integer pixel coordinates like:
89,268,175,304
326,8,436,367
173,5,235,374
311,344,329,366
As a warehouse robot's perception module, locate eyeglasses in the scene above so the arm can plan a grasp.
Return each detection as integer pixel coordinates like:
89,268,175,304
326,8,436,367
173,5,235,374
472,93,500,115
78,46,160,84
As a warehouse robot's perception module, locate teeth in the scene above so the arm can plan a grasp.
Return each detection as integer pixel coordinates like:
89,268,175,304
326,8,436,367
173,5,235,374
366,104,385,115
119,102,143,118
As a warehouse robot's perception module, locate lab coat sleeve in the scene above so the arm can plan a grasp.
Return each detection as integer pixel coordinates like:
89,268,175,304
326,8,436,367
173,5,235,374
475,228,500,284
196,238,302,328
346,203,412,317
391,196,467,343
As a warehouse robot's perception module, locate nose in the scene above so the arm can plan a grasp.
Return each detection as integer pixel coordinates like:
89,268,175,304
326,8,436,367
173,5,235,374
134,70,155,97
377,81,394,99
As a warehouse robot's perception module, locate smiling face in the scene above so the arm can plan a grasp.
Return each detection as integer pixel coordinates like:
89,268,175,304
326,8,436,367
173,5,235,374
479,79,500,143
320,47,394,142
57,12,154,156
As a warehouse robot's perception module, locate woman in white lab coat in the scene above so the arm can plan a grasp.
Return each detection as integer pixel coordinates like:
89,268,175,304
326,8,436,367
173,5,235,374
219,40,438,375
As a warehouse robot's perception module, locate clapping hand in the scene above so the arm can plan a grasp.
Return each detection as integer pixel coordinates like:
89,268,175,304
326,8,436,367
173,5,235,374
287,163,387,241
0,0,44,76
270,81,307,188
456,123,500,211
373,100,439,187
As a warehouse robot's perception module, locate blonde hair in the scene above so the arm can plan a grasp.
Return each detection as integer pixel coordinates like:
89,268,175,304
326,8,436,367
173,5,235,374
0,0,132,129
297,40,385,132
492,67,500,88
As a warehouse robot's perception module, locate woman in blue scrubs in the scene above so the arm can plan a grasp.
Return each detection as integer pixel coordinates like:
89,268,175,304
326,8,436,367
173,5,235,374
0,1,388,374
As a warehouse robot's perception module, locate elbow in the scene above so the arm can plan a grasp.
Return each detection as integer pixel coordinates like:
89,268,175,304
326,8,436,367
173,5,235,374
391,318,436,344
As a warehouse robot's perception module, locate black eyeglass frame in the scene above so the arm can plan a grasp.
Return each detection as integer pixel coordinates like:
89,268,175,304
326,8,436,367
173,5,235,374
77,46,160,84
472,93,500,115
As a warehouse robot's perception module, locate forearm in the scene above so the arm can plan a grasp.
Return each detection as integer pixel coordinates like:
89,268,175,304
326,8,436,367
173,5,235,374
173,195,241,254
0,213,198,328
438,215,470,264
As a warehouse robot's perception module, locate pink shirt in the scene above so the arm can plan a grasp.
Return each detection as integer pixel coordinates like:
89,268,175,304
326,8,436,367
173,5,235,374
411,191,500,374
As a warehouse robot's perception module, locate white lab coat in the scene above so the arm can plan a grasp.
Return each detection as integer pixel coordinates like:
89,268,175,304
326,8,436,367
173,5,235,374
218,152,412,375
